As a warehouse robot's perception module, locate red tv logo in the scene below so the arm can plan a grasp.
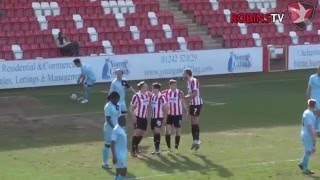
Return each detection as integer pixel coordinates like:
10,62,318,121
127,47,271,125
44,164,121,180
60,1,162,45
230,13,284,23
287,2,315,30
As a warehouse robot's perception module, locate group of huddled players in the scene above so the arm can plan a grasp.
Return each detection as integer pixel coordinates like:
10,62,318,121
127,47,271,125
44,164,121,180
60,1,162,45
103,68,203,179
72,58,204,180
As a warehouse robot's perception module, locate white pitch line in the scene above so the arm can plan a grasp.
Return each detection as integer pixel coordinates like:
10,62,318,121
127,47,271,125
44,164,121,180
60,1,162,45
0,77,307,98
25,112,102,120
203,101,226,106
201,77,305,88
0,95,28,99
0,91,107,99
127,159,300,180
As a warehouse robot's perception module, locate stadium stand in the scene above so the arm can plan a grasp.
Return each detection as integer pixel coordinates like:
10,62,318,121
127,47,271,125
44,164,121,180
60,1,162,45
1,0,319,60
174,0,320,48
0,0,203,60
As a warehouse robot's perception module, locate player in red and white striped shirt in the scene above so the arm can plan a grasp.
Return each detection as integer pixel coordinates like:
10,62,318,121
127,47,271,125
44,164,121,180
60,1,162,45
150,82,168,154
183,68,203,151
161,79,187,152
129,81,151,156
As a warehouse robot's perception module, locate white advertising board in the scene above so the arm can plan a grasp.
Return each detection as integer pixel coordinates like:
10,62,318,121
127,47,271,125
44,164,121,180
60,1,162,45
288,44,320,70
0,47,263,89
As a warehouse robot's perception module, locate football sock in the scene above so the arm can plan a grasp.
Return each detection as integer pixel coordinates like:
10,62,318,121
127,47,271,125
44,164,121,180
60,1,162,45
154,134,161,150
175,136,180,149
303,154,310,171
131,136,138,152
83,86,91,99
192,124,200,141
103,144,110,165
191,125,196,141
165,134,171,149
137,136,143,145
115,175,124,180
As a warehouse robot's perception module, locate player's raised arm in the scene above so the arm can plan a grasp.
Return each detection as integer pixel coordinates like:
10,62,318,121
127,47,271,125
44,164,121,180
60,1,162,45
129,95,137,124
122,79,136,93
130,86,136,94
127,82,136,94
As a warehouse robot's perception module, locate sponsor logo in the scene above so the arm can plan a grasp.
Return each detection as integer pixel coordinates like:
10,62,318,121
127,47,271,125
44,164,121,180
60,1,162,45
230,13,284,23
228,52,252,72
231,2,315,30
102,58,130,79
287,2,315,30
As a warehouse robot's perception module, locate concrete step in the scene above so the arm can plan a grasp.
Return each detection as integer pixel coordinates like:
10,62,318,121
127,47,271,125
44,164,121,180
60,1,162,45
204,44,223,49
172,12,186,16
160,5,179,11
189,31,208,36
158,0,222,49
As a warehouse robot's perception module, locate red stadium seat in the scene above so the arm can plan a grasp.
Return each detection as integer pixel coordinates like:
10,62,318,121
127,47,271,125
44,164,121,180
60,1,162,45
0,0,203,59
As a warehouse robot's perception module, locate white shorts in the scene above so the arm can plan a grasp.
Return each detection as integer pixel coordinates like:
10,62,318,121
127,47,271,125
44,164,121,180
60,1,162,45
302,135,313,152
103,125,113,144
85,79,96,87
116,156,127,169
118,101,128,113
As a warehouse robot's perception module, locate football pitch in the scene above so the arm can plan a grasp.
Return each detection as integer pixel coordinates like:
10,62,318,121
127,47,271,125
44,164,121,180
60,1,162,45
1,70,320,180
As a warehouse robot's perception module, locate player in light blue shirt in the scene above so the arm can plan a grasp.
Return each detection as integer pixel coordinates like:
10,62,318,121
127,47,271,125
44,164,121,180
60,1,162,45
306,66,320,132
74,58,97,104
298,99,317,174
109,69,135,114
102,92,121,169
111,115,127,180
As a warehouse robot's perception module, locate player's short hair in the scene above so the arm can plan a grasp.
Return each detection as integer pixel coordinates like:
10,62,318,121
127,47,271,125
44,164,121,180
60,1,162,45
73,58,81,64
137,81,146,90
118,115,126,125
107,91,120,100
152,82,162,90
184,68,192,76
169,79,177,85
308,99,316,108
115,69,124,75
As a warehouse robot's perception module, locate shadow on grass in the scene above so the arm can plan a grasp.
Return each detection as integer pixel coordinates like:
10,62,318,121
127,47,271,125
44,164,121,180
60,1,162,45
103,168,137,179
0,70,312,152
193,154,232,178
133,152,233,178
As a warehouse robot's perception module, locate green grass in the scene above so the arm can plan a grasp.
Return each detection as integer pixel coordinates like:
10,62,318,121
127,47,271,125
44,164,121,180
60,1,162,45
1,70,320,179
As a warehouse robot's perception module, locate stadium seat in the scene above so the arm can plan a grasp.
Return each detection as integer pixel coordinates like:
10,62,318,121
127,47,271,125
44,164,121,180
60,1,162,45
0,0,201,60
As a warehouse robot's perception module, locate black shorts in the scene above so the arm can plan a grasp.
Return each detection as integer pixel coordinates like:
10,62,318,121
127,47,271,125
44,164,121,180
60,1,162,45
150,118,163,130
166,115,182,128
189,105,202,116
134,117,148,130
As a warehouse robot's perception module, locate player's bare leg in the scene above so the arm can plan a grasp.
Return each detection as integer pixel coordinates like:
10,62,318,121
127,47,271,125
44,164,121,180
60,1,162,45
190,116,201,150
165,125,172,153
151,127,161,155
